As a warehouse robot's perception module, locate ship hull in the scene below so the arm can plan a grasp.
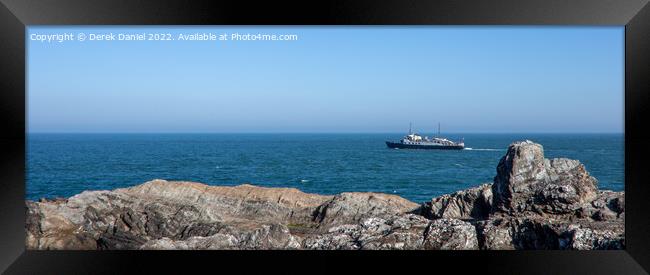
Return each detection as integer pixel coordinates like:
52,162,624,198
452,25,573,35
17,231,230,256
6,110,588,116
385,141,464,150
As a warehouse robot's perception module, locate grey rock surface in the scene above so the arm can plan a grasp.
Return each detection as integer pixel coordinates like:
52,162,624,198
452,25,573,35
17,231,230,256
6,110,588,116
26,140,623,250
418,183,493,220
492,140,599,215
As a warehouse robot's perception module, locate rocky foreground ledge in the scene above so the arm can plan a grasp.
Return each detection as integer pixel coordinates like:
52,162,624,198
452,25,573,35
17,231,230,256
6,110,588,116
26,141,624,250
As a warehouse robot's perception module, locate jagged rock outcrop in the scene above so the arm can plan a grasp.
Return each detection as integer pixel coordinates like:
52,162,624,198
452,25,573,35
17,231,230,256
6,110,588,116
492,140,599,215
474,140,624,249
25,140,624,250
26,182,332,250
26,181,427,250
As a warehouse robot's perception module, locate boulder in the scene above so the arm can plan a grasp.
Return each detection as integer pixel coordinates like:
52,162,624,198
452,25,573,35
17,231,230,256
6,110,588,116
312,192,419,226
419,183,492,220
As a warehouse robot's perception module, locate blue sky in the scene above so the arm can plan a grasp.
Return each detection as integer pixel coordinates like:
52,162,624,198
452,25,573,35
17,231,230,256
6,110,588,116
27,26,624,133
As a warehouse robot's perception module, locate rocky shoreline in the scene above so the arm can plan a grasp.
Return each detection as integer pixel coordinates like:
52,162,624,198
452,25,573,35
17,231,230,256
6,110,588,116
26,140,624,250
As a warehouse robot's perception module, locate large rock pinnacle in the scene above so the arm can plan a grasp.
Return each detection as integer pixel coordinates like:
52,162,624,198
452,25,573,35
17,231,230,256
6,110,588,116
491,140,599,215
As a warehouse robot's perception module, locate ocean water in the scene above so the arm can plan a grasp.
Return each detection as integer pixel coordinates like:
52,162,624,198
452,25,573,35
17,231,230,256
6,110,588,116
26,133,624,203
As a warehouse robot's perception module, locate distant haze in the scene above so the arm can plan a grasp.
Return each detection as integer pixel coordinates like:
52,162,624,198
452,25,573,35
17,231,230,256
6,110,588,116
28,27,624,133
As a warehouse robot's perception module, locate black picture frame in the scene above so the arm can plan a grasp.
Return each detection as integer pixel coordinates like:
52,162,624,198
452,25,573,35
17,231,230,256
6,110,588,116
1,0,649,274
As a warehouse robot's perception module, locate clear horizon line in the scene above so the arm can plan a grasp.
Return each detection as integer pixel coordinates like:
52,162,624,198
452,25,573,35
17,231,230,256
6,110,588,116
27,131,625,134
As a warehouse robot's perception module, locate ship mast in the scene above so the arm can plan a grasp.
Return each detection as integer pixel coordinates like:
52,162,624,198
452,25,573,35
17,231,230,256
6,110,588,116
409,122,412,135
437,122,440,137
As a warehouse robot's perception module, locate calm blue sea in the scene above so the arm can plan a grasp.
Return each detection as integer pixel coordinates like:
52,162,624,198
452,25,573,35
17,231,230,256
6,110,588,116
26,133,624,203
